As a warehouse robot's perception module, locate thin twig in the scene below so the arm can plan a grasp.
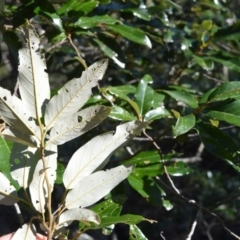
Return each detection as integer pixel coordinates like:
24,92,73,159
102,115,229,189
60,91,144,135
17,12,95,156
186,211,199,240
67,33,87,70
143,130,180,194
155,177,240,240
160,231,166,240
203,73,225,84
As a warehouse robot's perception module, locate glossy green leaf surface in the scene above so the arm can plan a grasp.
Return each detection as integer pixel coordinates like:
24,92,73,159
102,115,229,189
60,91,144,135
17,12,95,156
196,122,240,165
56,162,65,184
167,162,191,176
57,0,98,15
203,99,240,127
129,225,148,240
208,81,240,102
161,90,198,108
122,8,151,21
73,15,120,29
0,136,13,181
172,114,196,137
144,107,171,122
106,25,152,48
109,105,137,121
135,74,154,117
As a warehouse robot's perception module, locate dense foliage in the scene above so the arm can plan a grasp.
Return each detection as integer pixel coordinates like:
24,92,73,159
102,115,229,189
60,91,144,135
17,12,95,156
1,0,240,239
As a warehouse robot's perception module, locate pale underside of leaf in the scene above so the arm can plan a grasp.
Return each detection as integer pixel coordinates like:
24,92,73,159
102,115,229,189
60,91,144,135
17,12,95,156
44,59,108,130
11,223,36,240
18,28,50,118
0,87,40,139
0,172,19,205
2,128,38,148
63,121,147,190
10,144,39,188
48,105,111,145
65,165,133,209
29,144,57,213
58,208,100,227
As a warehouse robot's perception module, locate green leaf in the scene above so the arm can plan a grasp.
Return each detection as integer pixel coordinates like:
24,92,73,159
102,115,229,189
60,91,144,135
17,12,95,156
195,122,240,165
214,21,240,40
129,225,148,240
56,162,64,184
161,90,198,108
0,136,13,181
131,164,163,178
128,174,149,198
192,55,214,70
144,107,171,122
72,15,120,29
135,75,154,117
93,38,125,68
167,162,191,176
203,99,240,127
199,88,216,104
122,8,151,21
109,105,137,121
152,92,165,108
107,87,140,116
172,114,196,137
208,81,240,102
123,151,176,165
106,24,152,48
57,0,99,15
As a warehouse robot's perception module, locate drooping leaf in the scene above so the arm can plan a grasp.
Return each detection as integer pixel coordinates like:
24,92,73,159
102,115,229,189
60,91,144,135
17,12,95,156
172,114,196,137
195,122,240,165
29,144,57,213
144,107,171,122
81,214,155,231
44,59,108,130
207,81,240,102
10,144,39,189
135,74,154,117
48,105,111,145
122,8,151,21
73,15,120,29
107,86,140,116
57,0,99,15
58,208,100,227
65,165,133,209
106,25,152,48
0,172,19,205
129,225,148,240
0,87,40,138
11,223,36,240
167,162,191,176
2,128,38,147
109,105,137,121
18,27,50,119
93,38,125,68
160,89,198,108
63,121,147,190
203,99,240,127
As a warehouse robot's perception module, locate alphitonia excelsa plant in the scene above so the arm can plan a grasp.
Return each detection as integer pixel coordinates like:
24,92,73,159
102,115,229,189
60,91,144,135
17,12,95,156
0,26,147,240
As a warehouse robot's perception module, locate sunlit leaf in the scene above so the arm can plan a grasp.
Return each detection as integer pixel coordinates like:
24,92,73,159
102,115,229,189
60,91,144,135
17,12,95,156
44,59,108,130
65,165,133,209
172,114,195,137
109,105,137,121
129,225,148,240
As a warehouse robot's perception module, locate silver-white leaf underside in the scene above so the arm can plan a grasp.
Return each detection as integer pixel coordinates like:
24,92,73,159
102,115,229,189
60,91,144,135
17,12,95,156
18,28,50,118
29,144,57,213
11,223,36,240
10,144,39,188
63,121,147,190
0,172,19,205
48,105,111,145
0,87,40,139
2,128,38,147
44,59,108,130
58,208,100,227
65,165,133,209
